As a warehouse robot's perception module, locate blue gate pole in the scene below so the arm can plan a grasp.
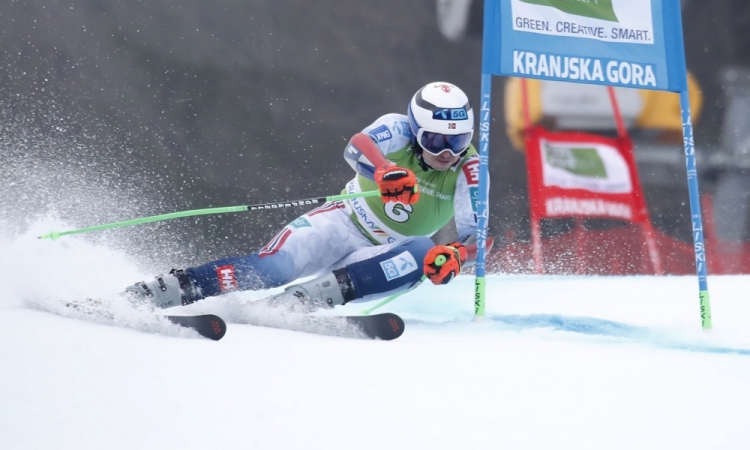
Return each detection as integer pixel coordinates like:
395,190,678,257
680,90,712,329
474,73,493,318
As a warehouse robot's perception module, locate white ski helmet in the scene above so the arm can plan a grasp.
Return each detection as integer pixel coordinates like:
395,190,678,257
407,82,474,156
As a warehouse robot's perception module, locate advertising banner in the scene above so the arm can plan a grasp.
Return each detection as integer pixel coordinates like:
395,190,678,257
541,138,633,194
482,0,687,91
525,126,644,223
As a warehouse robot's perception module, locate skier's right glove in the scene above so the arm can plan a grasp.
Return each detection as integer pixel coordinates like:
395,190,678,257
423,243,468,285
374,164,420,204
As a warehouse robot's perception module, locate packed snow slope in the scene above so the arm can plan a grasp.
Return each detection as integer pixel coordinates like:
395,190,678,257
2,218,750,450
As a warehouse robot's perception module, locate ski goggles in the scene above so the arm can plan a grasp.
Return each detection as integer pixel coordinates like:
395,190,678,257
416,129,473,156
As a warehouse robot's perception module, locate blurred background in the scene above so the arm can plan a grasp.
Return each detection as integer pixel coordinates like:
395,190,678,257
1,0,749,274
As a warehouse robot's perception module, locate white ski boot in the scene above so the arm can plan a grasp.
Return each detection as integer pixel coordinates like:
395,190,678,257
266,271,352,313
124,270,203,309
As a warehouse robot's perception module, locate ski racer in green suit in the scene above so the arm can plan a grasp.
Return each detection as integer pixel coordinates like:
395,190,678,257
124,81,486,311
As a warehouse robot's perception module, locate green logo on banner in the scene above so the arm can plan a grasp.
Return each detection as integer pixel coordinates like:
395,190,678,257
545,145,608,178
519,0,619,23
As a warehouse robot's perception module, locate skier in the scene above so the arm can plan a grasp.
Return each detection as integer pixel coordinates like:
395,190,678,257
125,81,484,312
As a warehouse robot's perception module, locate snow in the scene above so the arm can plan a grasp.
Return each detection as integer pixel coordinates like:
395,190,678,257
2,218,750,450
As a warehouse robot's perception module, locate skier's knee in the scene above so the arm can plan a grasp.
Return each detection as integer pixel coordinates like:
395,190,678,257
403,236,435,266
342,237,433,300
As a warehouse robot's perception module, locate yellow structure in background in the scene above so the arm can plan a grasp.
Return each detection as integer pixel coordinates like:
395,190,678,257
504,73,704,151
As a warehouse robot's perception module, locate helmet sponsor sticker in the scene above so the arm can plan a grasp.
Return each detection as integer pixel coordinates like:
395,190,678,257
380,251,418,281
433,108,468,120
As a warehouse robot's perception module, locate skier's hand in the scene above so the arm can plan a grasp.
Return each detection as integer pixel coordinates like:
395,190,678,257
423,242,468,285
374,164,420,204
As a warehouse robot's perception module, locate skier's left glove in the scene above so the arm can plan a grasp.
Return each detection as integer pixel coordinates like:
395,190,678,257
423,242,468,285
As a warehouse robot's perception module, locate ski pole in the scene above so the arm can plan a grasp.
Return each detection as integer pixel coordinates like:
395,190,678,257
361,275,427,315
360,240,493,315
361,249,450,315
38,189,381,240
361,256,443,315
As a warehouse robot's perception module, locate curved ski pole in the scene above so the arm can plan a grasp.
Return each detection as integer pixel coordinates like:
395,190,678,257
38,190,381,240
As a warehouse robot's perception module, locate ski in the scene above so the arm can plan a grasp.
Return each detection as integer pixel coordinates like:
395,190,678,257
342,313,404,340
227,308,406,340
232,287,406,340
164,314,227,341
46,298,228,341
165,312,395,341
51,297,397,341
